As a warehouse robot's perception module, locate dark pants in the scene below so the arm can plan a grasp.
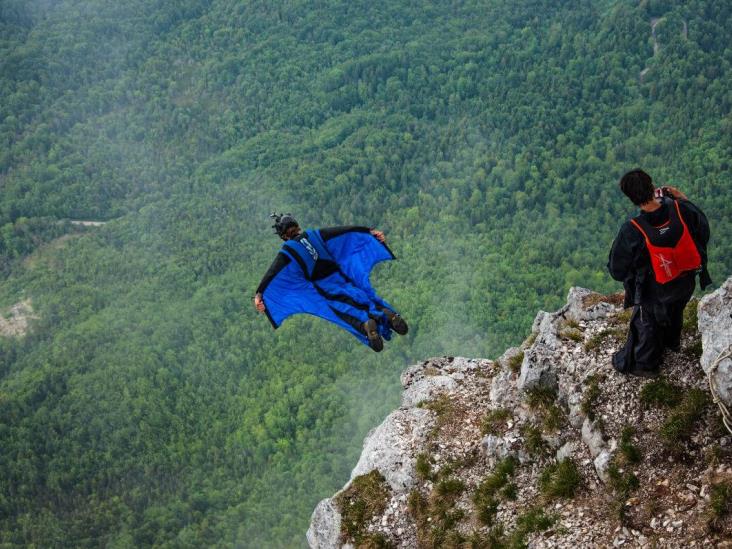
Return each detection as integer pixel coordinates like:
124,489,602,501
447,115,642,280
612,299,689,374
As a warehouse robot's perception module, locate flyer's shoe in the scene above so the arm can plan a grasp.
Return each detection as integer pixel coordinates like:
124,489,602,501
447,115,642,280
387,313,408,335
363,319,384,352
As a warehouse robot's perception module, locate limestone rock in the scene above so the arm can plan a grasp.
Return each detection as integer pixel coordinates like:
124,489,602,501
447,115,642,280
351,407,433,492
517,347,558,393
481,434,518,462
566,287,616,322
306,498,341,549
557,441,577,461
594,449,614,484
699,276,732,406
490,368,516,408
581,418,605,458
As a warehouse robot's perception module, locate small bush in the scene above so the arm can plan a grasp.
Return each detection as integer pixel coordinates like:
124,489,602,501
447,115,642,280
659,388,709,449
415,453,433,481
336,471,391,545
639,378,683,408
539,459,581,499
580,375,601,421
509,507,556,547
542,403,565,432
526,385,557,409
521,424,546,456
682,299,699,335
472,457,517,526
481,408,512,436
508,351,524,373
709,481,732,522
435,477,465,499
617,426,642,465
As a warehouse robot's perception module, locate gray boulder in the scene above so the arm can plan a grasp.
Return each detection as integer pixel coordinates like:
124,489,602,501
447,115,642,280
699,276,732,406
517,347,558,393
566,287,616,322
351,407,433,492
306,499,341,549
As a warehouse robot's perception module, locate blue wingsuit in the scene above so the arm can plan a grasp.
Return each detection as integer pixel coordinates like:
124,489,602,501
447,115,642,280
256,226,399,346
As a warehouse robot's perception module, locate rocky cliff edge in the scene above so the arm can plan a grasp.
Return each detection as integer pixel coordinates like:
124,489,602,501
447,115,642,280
308,277,732,548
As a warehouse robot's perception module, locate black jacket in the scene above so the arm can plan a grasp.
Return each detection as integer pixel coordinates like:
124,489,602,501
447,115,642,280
608,198,711,308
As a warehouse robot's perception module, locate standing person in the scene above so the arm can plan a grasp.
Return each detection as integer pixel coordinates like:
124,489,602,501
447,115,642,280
253,213,408,352
608,169,711,377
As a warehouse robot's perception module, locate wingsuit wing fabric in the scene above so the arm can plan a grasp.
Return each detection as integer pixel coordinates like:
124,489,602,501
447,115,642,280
261,254,366,340
323,231,395,300
260,229,396,346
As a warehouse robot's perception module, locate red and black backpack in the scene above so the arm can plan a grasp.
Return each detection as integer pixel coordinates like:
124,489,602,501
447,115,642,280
630,199,702,284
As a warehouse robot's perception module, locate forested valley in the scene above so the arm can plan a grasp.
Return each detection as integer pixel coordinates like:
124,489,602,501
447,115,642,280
1,0,731,546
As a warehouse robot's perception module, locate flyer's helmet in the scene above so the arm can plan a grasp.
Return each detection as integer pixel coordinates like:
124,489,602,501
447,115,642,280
270,213,299,239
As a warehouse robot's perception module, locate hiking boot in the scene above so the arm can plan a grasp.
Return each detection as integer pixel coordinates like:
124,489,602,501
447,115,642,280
363,318,383,352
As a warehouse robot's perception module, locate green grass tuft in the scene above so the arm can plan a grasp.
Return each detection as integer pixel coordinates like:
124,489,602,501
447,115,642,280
415,452,433,481
617,426,642,465
521,424,546,456
526,385,557,409
639,378,683,408
464,506,554,549
580,374,601,421
420,393,458,435
509,507,556,548
709,481,732,522
336,470,391,545
542,403,565,432
607,461,640,522
682,299,699,335
508,351,524,374
435,477,465,498
539,459,581,499
481,408,512,436
659,388,709,450
472,457,518,526
683,336,703,360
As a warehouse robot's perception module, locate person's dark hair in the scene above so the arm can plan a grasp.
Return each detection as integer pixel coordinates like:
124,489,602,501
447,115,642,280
619,169,654,205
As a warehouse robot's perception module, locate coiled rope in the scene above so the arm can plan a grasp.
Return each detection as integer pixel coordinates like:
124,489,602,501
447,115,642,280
707,343,732,435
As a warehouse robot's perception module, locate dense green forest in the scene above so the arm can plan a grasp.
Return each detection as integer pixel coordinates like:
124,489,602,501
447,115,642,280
1,0,731,546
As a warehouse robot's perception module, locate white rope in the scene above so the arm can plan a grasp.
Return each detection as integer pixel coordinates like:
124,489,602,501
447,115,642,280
707,344,732,435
